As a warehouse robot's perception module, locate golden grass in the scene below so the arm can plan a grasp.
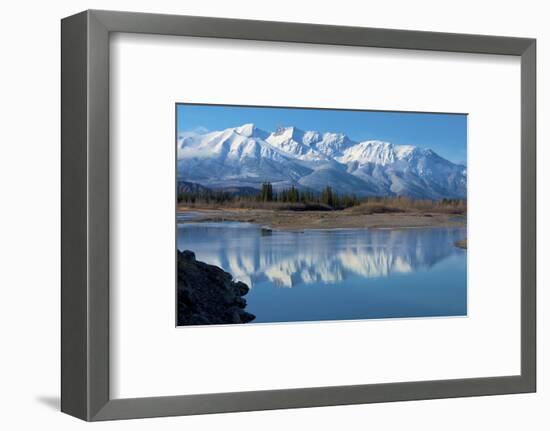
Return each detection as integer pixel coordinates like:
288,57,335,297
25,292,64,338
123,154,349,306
347,196,466,215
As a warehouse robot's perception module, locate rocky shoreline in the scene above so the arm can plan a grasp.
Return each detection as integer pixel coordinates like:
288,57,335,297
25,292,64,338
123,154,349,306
177,250,256,326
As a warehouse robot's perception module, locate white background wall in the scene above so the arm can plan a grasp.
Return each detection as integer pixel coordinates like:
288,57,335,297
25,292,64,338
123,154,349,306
0,0,547,429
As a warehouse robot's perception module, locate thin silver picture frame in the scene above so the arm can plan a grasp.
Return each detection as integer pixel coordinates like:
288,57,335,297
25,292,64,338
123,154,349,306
61,9,536,421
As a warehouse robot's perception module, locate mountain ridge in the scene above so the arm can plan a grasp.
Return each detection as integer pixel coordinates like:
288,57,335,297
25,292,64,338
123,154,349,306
177,124,466,199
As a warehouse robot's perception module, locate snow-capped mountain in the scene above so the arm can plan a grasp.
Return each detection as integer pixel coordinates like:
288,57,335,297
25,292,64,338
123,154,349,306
177,124,466,199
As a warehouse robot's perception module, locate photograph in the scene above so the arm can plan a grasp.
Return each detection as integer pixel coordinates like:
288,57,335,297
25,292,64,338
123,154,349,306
176,103,467,326
1,2,539,426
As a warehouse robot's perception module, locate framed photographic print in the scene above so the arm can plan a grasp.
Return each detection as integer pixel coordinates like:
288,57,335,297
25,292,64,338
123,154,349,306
61,10,536,421
175,103,468,326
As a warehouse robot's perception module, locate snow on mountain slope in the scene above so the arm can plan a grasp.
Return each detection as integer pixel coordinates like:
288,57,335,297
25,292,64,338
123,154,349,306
177,124,466,199
177,124,312,187
338,141,403,166
313,132,356,157
265,126,325,161
264,127,359,161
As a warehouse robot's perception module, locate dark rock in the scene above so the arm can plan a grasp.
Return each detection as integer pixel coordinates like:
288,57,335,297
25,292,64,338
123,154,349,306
181,250,196,262
234,297,247,308
235,281,249,296
177,250,256,326
239,311,256,323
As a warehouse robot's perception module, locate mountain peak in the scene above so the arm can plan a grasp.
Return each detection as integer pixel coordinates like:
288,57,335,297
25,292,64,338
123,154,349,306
303,130,322,146
272,125,304,139
337,140,397,166
235,123,256,137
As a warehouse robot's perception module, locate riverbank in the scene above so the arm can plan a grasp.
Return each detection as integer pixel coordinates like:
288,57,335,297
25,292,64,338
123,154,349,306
454,239,467,249
177,206,466,230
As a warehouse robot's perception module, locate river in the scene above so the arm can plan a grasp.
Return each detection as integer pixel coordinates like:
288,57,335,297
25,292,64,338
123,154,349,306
177,213,467,323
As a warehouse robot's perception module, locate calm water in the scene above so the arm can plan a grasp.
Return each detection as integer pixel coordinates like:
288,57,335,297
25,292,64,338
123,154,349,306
177,214,467,323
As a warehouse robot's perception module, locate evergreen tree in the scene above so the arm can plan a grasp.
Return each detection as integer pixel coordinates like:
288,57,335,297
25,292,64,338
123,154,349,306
259,182,274,202
321,185,334,207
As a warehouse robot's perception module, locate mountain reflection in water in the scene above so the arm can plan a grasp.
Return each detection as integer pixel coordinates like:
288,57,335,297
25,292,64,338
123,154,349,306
177,219,467,323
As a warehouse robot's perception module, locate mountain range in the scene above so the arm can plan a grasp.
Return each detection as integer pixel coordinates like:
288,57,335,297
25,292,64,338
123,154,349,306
177,123,467,199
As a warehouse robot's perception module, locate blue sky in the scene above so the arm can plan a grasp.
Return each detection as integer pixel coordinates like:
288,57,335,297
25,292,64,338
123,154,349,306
177,104,467,164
